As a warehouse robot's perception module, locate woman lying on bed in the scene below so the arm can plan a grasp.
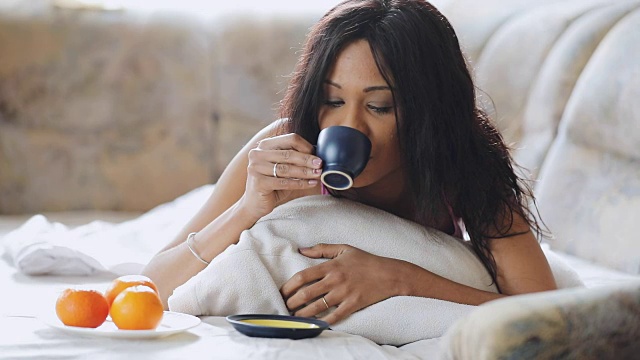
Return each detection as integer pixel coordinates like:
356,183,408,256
142,0,558,321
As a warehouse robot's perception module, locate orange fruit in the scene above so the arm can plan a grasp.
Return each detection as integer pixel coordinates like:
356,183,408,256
104,275,159,307
55,288,109,328
109,285,164,330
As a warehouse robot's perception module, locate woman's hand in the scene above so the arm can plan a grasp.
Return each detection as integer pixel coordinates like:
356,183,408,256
239,133,323,221
280,244,408,325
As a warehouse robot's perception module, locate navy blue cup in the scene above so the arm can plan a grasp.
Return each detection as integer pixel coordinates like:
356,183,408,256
316,126,372,191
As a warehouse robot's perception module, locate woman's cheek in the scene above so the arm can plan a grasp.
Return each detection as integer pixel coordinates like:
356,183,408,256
354,158,377,186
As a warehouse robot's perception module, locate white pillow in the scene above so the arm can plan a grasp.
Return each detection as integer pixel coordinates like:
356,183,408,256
169,195,579,345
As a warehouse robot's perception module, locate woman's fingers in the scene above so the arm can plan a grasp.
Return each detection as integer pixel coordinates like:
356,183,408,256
257,133,315,154
256,134,323,171
250,154,322,182
281,247,401,325
240,132,322,219
319,299,358,325
270,177,319,190
293,293,334,318
285,278,331,312
289,286,356,325
250,148,322,171
280,262,331,299
273,162,322,180
248,135,323,182
247,162,319,188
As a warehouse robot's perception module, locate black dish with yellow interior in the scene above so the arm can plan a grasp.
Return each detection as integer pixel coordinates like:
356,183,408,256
226,314,330,340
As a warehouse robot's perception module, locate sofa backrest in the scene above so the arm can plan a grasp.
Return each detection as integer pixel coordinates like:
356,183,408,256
516,1,640,176
0,7,315,214
471,0,608,149
535,7,640,274
439,0,568,64
0,11,215,213
209,15,316,176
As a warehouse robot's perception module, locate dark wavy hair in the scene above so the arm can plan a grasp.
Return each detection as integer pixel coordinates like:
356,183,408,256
279,0,546,288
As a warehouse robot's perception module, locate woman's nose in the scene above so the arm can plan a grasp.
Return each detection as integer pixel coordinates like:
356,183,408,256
337,107,369,135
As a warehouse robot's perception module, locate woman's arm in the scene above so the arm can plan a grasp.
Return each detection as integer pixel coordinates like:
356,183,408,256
486,212,558,295
141,125,268,308
142,120,323,308
403,210,557,303
141,201,256,309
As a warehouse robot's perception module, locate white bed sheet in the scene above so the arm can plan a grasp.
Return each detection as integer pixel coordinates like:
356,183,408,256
0,213,439,360
1,211,637,360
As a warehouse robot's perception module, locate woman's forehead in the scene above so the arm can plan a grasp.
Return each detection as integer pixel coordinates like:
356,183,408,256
326,40,391,88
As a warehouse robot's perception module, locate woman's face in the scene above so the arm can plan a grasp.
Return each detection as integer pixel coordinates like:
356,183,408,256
318,39,404,189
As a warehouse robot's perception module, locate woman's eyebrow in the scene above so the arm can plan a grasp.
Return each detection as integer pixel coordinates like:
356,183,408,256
363,85,391,93
324,80,391,93
324,80,342,89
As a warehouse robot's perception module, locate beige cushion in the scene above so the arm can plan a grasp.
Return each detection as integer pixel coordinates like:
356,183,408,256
536,8,640,274
474,0,608,147
0,12,213,213
440,0,567,64
211,16,315,174
516,2,640,176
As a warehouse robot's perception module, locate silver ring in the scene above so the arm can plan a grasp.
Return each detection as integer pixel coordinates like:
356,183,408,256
321,296,329,310
273,163,279,178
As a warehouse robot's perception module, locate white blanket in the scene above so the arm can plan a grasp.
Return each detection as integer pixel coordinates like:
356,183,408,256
168,195,583,346
1,185,214,275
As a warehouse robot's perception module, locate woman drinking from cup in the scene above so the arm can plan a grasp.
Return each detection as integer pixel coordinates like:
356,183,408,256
142,0,558,325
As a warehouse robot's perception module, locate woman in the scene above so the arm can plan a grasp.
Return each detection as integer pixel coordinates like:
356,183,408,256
142,0,557,324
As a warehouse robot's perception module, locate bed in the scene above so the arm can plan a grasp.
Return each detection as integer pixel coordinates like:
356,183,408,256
1,186,638,360
2,0,640,357
0,187,443,359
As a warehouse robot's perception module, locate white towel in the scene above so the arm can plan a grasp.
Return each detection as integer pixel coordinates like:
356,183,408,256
1,185,214,276
169,195,582,345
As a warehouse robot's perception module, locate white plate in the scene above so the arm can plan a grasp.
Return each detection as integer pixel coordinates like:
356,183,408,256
40,311,201,339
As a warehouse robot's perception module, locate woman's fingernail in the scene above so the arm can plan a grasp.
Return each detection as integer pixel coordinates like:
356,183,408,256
309,180,318,186
299,247,310,252
313,169,322,175
313,158,322,166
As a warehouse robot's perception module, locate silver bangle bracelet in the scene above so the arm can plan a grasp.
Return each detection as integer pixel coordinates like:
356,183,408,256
186,232,210,265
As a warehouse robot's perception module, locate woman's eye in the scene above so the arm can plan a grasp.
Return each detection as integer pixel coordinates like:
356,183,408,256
324,100,344,108
368,105,393,114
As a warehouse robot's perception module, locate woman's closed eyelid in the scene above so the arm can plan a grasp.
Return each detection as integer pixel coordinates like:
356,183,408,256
367,101,394,107
323,100,394,114
368,104,394,114
324,100,344,107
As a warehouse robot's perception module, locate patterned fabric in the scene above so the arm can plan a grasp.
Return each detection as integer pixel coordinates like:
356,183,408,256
439,0,566,64
441,280,640,360
536,8,640,274
516,2,639,177
473,0,607,148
